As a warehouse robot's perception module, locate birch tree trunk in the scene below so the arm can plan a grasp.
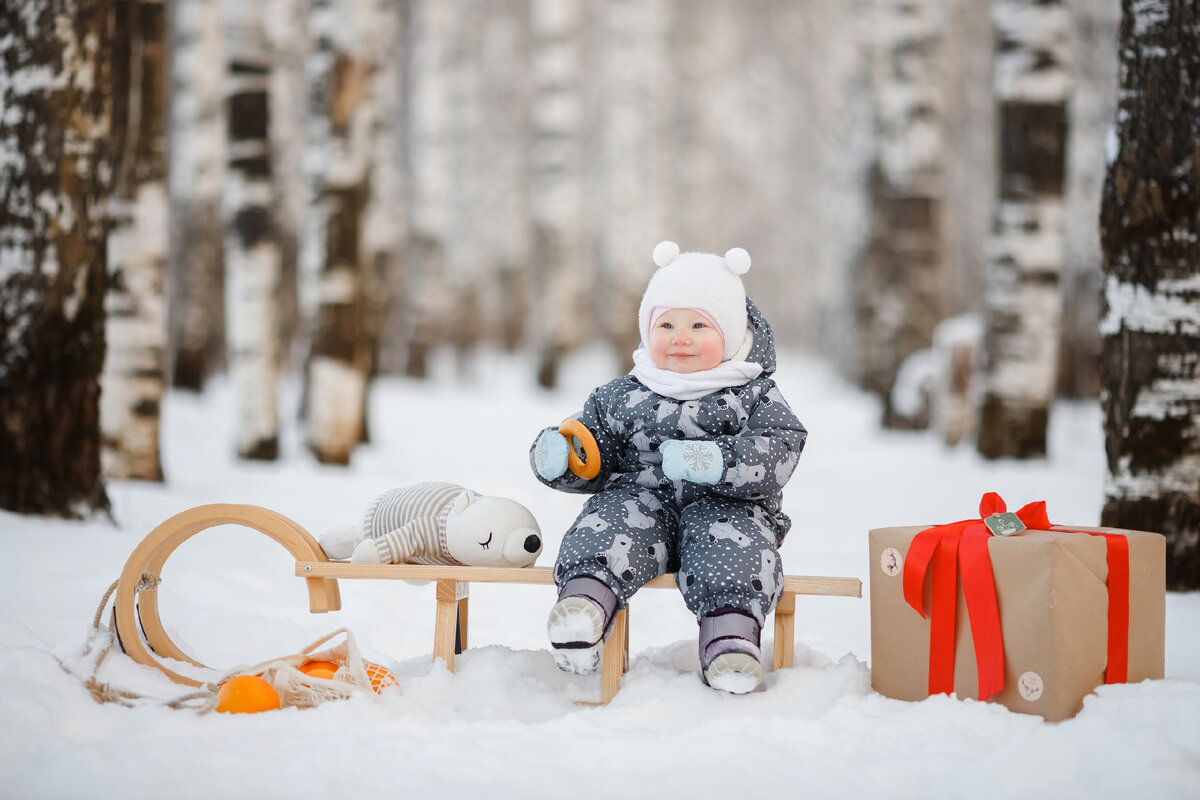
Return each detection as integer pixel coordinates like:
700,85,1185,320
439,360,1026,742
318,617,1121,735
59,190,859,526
222,0,282,460
529,0,590,388
475,0,531,353
598,0,672,366
0,0,116,516
855,0,949,427
444,1,488,358
1058,0,1119,400
401,0,453,378
1099,1,1200,590
373,0,412,375
303,0,375,464
168,0,225,390
358,0,402,435
976,0,1071,458
266,0,306,368
102,0,168,481
672,2,740,256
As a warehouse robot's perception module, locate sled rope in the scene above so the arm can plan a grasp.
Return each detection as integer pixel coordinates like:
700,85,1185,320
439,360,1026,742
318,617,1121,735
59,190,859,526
56,576,219,713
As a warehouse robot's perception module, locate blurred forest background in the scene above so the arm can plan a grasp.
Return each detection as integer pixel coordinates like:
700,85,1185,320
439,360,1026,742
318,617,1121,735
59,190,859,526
3,0,1198,586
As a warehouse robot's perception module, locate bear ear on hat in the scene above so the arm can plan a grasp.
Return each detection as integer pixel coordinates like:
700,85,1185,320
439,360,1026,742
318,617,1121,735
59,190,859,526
653,240,680,267
724,247,751,275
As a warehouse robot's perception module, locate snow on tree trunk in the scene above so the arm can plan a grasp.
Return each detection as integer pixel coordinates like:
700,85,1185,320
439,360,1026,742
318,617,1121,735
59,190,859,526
1099,0,1200,590
302,0,375,465
855,0,949,427
0,0,115,516
222,0,282,460
976,0,1071,459
529,0,590,388
598,0,672,367
102,0,168,482
401,0,454,379
167,0,225,390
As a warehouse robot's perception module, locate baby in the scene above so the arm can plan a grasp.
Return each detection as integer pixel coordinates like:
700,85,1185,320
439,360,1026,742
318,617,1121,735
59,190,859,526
529,241,807,693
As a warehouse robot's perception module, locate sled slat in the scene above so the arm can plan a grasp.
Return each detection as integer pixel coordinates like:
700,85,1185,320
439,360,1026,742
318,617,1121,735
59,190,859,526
294,562,862,597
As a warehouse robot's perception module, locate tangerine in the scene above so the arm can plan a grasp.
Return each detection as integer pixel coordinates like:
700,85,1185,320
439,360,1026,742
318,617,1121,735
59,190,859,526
364,662,398,693
299,660,340,680
215,675,280,714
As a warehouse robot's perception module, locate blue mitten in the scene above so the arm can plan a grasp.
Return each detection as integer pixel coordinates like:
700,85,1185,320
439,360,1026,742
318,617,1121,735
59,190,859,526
534,428,570,480
659,439,724,485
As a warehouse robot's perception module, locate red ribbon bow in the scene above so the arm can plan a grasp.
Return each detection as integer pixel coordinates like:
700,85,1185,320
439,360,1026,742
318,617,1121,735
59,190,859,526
902,493,1131,701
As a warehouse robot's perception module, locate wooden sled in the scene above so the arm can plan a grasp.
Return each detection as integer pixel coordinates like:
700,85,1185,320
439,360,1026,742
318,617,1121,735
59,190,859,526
113,503,862,703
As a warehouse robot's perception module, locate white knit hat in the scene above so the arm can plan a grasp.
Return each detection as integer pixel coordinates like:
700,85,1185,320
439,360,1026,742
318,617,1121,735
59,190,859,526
638,241,752,361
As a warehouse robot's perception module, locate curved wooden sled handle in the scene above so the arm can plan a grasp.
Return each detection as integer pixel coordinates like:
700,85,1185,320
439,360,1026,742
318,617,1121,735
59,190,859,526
113,504,340,687
558,418,601,480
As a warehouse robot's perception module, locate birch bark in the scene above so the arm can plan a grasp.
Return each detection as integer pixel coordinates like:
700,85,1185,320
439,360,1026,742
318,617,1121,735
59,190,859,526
303,0,375,464
222,0,282,460
1099,0,1200,589
598,0,671,366
529,0,590,388
399,0,453,378
167,0,225,390
101,0,168,481
475,0,531,352
977,0,1071,458
0,0,116,515
361,0,403,389
855,0,949,426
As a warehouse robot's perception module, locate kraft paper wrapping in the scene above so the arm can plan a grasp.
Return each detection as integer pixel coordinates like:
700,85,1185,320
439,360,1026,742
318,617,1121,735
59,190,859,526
869,525,1165,722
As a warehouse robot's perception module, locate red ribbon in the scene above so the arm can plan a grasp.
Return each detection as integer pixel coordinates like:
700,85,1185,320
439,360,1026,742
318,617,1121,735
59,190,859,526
902,493,1131,700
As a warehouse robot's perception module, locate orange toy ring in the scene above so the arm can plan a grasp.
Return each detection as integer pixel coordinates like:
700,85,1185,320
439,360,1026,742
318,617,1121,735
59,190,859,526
558,418,601,480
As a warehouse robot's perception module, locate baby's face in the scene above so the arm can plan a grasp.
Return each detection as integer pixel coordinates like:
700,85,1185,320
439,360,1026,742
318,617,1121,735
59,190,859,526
648,308,724,373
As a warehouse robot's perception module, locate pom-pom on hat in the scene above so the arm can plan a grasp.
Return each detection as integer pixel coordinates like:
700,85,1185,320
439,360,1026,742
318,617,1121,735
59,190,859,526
638,241,752,361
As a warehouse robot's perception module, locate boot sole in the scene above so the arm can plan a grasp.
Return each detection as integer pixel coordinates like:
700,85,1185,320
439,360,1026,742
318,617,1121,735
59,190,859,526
548,596,605,675
704,651,763,694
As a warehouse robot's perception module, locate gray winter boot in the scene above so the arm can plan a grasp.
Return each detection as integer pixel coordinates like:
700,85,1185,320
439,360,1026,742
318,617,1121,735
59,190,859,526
547,576,618,675
699,609,763,694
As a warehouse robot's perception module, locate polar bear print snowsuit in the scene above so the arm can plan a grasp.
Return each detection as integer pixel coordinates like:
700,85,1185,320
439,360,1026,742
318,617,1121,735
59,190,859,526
531,299,806,628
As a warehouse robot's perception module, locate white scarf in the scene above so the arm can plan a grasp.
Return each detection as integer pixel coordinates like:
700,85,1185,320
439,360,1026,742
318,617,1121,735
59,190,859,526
630,326,763,401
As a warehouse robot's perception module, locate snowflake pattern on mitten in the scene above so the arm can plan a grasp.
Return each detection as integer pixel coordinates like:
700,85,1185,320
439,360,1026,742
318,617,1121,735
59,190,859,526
661,439,723,484
682,442,715,472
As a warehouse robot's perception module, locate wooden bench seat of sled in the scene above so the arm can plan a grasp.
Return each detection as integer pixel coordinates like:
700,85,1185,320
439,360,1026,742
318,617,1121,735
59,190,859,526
114,504,340,687
294,562,862,704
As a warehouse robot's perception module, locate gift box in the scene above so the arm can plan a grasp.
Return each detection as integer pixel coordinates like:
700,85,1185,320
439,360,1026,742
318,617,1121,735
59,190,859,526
869,494,1165,721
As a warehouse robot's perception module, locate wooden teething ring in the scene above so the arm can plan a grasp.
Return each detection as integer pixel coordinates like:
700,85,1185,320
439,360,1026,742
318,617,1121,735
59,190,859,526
558,418,601,480
112,504,341,687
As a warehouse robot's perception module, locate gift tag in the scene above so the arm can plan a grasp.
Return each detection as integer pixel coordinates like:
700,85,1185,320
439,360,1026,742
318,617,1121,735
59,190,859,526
984,512,1026,537
1017,671,1044,702
880,547,903,577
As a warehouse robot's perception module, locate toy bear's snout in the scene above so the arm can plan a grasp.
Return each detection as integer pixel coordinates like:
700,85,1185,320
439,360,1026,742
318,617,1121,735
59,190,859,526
524,534,541,553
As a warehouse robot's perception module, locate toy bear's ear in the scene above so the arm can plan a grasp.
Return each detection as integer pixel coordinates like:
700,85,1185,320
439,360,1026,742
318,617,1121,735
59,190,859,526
451,490,478,515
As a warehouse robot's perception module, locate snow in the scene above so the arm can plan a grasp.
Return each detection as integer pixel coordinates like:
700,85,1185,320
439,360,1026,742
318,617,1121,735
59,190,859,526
1101,273,1200,337
2,347,1199,799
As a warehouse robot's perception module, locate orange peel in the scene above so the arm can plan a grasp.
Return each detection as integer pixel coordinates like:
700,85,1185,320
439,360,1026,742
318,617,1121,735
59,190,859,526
215,675,281,714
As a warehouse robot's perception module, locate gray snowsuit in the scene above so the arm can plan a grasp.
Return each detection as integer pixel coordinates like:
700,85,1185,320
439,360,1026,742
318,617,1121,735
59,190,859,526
530,299,807,627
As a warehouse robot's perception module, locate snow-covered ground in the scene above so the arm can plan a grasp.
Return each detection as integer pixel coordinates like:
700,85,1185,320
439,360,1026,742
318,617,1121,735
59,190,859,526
3,348,1198,799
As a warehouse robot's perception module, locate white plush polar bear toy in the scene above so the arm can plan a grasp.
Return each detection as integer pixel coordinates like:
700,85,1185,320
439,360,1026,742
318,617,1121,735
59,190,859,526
318,482,543,568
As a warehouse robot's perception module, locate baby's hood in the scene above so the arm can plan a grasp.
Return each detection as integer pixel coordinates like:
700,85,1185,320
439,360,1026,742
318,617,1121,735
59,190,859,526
742,298,778,378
